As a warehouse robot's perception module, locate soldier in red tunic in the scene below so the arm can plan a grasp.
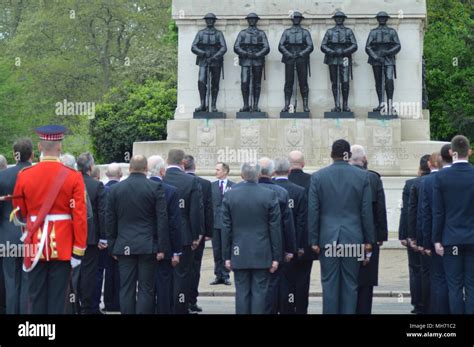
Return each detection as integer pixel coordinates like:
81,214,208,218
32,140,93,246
12,125,87,314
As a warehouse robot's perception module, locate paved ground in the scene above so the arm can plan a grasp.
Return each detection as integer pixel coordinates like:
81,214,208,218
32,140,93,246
192,246,413,314
198,245,410,297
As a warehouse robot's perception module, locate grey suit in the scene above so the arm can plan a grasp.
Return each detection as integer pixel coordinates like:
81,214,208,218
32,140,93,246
222,181,282,314
308,160,374,314
211,179,234,280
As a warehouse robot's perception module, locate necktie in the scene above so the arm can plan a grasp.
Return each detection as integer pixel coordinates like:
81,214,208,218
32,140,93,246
220,180,224,195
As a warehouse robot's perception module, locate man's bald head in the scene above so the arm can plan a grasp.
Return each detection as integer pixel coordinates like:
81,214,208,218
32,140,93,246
288,150,305,169
106,162,123,180
129,155,148,174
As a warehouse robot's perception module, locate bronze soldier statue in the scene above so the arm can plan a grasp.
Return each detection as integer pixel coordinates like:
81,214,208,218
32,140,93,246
365,11,401,115
191,13,227,113
234,13,270,113
321,11,358,113
279,11,314,113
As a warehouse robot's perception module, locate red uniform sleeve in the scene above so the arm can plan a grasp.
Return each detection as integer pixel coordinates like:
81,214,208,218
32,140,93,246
12,171,27,219
71,172,87,258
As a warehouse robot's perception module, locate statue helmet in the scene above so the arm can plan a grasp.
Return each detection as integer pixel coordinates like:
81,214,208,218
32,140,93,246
245,13,260,20
203,13,218,20
291,11,304,19
375,11,390,18
332,11,347,18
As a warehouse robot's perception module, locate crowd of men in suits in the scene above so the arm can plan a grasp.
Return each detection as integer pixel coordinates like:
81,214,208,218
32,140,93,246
399,135,474,314
0,126,472,315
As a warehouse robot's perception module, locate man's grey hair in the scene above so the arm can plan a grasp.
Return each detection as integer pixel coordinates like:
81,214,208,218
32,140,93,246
60,153,76,170
350,145,366,163
288,150,305,169
0,155,7,170
241,162,260,182
77,152,95,175
258,157,275,177
105,162,123,179
274,157,291,176
148,155,166,177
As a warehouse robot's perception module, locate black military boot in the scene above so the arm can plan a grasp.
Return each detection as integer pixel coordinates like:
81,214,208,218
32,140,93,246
342,83,351,112
303,95,310,112
281,93,292,112
331,84,341,112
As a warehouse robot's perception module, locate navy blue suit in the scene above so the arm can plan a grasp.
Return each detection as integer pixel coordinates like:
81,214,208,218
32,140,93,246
432,162,474,314
421,171,449,314
0,161,31,314
398,178,422,312
95,179,120,312
150,176,182,314
258,177,296,314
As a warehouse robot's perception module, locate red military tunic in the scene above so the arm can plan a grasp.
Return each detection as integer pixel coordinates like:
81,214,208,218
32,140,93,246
13,156,87,265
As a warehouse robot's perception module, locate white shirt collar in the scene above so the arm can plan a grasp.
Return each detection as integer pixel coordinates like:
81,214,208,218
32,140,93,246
453,160,469,164
274,177,289,180
443,164,452,168
151,176,162,181
431,169,439,173
218,178,228,184
167,165,183,171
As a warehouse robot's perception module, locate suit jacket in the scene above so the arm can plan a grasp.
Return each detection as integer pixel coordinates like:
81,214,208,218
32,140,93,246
398,178,416,240
106,173,170,255
308,161,375,247
433,163,474,246
259,177,296,255
221,181,282,269
407,174,428,242
188,173,213,238
273,178,307,251
163,167,203,246
82,173,106,245
0,161,31,245
288,169,311,192
211,179,235,230
150,176,182,257
367,169,388,243
421,171,438,249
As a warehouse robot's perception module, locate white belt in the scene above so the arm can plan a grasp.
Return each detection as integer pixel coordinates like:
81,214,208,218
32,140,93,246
22,214,72,272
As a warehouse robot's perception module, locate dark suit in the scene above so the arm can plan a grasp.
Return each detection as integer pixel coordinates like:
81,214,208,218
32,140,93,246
79,173,106,314
259,177,296,314
399,178,422,312
211,179,235,281
408,174,431,314
432,162,474,314
273,177,306,314
288,168,316,314
95,180,120,312
0,161,30,314
187,173,213,307
222,181,282,314
308,160,374,314
355,168,388,314
106,173,170,314
163,167,203,314
150,176,182,314
421,170,449,314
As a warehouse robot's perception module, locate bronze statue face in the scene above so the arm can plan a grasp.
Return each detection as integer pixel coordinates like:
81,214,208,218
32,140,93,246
291,16,302,25
334,17,345,25
247,18,258,27
205,18,216,27
377,16,388,25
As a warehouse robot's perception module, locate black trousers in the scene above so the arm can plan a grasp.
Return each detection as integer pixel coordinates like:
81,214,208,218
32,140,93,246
94,248,119,312
356,286,374,314
212,228,230,280
420,254,432,314
279,260,297,314
0,258,6,314
118,254,156,314
190,240,205,305
155,259,173,314
294,258,313,314
27,261,71,314
2,256,26,314
265,267,282,314
173,245,193,314
79,245,100,314
407,247,423,312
